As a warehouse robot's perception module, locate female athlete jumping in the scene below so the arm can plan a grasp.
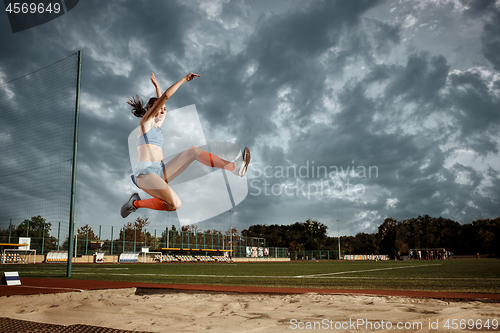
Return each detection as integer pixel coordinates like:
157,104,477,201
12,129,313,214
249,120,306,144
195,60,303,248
120,72,250,218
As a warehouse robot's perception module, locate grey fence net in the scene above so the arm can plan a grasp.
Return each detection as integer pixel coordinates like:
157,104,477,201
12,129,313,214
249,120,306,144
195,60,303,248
0,52,80,252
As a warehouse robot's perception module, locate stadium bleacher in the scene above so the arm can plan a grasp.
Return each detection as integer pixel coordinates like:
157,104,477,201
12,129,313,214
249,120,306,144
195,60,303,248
119,252,139,262
45,251,68,263
213,256,229,262
0,253,24,263
151,254,231,263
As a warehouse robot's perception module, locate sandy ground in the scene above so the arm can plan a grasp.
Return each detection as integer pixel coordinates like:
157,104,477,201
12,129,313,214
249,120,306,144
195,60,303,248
1,289,499,332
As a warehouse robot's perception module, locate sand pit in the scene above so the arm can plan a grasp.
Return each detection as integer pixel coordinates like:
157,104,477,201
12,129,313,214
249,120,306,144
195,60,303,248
1,289,499,332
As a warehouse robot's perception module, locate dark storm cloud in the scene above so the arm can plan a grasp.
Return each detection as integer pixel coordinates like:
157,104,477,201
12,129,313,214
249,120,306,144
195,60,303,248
478,167,500,216
448,70,500,154
462,0,497,17
189,0,394,232
481,9,500,71
61,1,190,60
282,44,500,230
188,0,500,233
384,53,450,107
368,19,401,54
194,0,381,143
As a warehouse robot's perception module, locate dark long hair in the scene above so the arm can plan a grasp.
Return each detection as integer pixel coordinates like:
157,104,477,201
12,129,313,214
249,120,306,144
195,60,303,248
127,95,158,118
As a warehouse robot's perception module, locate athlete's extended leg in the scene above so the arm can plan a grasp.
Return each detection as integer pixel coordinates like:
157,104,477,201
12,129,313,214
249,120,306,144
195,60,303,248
163,145,236,182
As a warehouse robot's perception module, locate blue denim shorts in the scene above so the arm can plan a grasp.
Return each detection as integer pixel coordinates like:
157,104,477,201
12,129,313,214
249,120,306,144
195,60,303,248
131,161,165,188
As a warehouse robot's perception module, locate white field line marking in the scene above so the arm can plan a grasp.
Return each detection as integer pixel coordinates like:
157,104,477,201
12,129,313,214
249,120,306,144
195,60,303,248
296,264,442,278
15,268,129,273
72,272,500,280
75,273,293,278
11,285,85,292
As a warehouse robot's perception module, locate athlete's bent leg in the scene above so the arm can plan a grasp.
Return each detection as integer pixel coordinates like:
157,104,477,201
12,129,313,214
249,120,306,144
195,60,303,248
135,173,181,211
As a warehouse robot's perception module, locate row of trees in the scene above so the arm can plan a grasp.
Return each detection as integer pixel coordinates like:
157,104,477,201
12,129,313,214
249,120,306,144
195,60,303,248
0,215,239,254
242,216,500,258
241,219,328,253
374,216,499,256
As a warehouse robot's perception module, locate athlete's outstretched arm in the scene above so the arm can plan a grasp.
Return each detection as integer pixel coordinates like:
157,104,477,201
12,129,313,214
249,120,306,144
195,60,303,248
142,72,201,123
150,72,167,127
163,72,200,100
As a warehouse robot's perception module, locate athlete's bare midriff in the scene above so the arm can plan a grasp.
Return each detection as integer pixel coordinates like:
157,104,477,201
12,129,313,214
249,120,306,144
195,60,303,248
137,144,164,161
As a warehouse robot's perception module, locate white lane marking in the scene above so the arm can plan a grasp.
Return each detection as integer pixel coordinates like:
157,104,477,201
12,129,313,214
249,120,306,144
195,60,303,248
296,264,442,278
10,285,85,292
71,272,500,280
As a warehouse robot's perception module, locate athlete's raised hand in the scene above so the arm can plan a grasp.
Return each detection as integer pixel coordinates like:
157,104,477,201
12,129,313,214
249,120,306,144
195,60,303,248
150,72,159,87
151,72,161,98
185,72,201,81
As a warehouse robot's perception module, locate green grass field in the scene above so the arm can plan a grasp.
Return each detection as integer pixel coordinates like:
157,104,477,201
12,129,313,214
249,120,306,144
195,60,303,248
6,260,500,294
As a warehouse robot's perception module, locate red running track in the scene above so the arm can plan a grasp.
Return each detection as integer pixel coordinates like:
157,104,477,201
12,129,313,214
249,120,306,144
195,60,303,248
1,277,500,301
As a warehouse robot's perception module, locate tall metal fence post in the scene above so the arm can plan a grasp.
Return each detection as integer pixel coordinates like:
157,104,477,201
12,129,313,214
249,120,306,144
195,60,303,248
66,50,82,277
41,222,45,255
85,226,88,255
57,222,60,250
8,219,12,243
111,226,114,256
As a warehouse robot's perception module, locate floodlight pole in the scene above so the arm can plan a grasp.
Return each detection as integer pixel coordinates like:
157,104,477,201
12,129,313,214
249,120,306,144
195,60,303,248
74,215,78,257
230,210,233,257
337,219,341,260
167,212,169,248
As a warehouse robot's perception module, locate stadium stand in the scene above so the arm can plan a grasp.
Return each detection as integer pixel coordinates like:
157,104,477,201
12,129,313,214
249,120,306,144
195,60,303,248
119,252,140,263
343,255,389,261
195,255,215,262
45,251,68,263
0,253,24,263
151,254,234,263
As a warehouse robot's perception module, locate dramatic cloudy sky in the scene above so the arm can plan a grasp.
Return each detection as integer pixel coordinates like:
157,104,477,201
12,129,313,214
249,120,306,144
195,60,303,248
1,0,499,238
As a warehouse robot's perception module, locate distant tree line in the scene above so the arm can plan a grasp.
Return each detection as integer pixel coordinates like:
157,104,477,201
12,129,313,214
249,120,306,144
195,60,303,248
242,216,500,258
